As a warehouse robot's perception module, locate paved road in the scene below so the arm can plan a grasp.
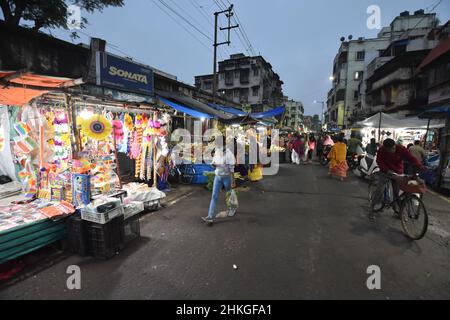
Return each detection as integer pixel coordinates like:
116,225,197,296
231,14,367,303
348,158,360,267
1,164,450,299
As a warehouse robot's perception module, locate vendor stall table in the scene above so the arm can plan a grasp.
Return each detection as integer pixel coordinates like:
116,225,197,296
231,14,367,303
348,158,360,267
0,217,67,264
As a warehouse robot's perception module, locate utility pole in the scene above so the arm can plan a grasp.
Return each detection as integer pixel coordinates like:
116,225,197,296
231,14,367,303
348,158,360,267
212,4,239,103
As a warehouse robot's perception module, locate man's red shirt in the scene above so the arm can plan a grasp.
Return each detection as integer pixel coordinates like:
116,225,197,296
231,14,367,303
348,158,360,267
377,145,422,174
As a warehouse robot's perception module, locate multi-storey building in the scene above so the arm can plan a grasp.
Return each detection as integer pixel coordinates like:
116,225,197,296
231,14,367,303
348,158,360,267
327,35,391,129
195,53,284,113
326,9,439,128
282,97,304,130
364,11,440,117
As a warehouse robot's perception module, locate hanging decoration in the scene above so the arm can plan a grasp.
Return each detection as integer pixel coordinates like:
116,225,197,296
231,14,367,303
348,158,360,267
81,114,112,141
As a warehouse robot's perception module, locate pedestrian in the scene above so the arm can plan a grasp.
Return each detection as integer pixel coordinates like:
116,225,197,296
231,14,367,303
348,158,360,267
297,135,306,164
408,140,427,174
306,135,316,164
366,138,378,156
316,134,324,159
328,135,349,181
202,137,236,226
285,134,293,163
347,133,363,157
291,134,301,165
323,134,334,147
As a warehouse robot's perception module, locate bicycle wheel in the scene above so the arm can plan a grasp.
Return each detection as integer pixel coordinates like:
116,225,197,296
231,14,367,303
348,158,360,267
368,180,385,213
400,195,428,240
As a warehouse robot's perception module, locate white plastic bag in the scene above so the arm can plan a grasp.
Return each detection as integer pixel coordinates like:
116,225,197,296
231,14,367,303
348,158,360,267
226,190,239,210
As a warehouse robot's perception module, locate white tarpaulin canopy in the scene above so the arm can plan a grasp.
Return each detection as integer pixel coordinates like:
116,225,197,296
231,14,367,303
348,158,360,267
358,112,445,129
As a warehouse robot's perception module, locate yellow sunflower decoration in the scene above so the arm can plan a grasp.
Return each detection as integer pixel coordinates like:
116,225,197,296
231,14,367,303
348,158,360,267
81,115,112,141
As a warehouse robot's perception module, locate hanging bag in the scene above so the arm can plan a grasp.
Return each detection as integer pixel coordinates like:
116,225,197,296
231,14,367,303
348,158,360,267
226,189,239,211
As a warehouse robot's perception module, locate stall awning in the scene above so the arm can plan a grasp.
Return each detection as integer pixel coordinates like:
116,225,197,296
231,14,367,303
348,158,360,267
250,106,286,119
0,71,74,106
358,112,445,129
155,90,233,120
208,103,248,117
158,97,214,119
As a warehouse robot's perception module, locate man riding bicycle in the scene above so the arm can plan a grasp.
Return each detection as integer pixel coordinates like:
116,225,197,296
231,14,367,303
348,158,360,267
376,138,426,205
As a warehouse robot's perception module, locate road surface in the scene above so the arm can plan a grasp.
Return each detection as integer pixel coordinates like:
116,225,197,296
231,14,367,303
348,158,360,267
1,163,450,299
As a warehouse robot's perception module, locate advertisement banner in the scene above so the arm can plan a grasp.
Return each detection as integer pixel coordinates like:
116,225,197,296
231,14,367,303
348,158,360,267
96,52,154,96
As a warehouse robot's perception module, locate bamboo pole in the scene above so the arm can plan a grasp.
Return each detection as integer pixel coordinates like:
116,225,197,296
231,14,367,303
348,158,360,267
378,111,382,142
112,125,123,189
153,111,158,189
424,119,431,149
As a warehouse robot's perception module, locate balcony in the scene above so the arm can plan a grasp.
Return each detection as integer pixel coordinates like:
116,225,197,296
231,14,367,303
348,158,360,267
372,68,412,91
366,56,394,80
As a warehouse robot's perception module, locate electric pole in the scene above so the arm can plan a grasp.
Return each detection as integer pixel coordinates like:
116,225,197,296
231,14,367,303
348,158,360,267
212,4,239,103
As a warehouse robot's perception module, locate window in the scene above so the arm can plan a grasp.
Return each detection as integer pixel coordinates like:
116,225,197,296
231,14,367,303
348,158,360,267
225,71,234,85
252,86,260,97
203,81,212,90
234,89,239,97
240,69,250,83
354,90,359,100
253,68,259,76
356,51,365,61
220,73,225,80
354,71,363,81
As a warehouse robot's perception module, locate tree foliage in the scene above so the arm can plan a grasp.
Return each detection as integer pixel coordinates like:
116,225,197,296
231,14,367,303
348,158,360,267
0,0,124,31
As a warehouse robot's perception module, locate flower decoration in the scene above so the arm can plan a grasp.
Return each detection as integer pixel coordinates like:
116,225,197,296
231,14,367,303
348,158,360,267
124,113,134,131
82,115,112,141
112,119,124,141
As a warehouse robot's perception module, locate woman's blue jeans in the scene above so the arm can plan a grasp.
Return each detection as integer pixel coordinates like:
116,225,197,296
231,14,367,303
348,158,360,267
208,174,232,219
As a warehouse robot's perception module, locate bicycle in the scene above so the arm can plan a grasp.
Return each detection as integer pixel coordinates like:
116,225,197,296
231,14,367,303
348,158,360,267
368,172,428,240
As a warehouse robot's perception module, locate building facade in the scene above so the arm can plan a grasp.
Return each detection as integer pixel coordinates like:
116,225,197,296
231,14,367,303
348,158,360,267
195,53,284,113
326,10,439,129
282,97,304,130
364,11,440,117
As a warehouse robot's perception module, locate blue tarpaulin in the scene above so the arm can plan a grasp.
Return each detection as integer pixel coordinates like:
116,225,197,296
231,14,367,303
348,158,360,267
250,106,286,119
419,104,450,119
208,103,248,117
426,105,450,118
158,97,214,119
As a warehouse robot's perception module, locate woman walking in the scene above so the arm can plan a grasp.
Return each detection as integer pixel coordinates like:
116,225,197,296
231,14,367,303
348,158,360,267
306,135,316,164
327,136,348,181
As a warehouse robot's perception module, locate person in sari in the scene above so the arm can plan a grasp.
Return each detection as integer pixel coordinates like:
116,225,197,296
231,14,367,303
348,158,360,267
327,135,348,181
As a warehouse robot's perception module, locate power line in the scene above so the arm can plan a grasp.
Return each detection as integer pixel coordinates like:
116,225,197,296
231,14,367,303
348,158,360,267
166,0,229,59
214,0,256,56
212,1,249,55
167,0,212,36
150,0,211,53
399,0,443,40
157,0,213,41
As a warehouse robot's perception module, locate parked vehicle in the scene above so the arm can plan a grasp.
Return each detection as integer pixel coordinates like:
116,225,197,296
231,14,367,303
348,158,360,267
347,154,361,170
320,145,333,166
353,153,380,179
